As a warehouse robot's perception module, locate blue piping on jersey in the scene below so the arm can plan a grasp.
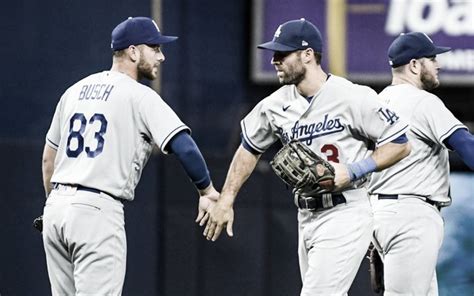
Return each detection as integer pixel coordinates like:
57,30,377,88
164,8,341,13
241,121,266,153
440,124,467,143
47,138,59,149
161,125,190,154
241,135,261,155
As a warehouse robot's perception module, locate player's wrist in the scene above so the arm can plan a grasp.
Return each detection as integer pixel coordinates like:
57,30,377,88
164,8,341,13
218,191,236,207
198,182,214,195
347,157,377,182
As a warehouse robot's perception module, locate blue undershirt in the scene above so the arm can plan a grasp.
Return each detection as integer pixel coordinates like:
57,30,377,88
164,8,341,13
168,131,211,189
445,128,474,170
391,134,408,144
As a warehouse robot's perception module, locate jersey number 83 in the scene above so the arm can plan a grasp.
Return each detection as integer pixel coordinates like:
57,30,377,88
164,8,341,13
66,112,108,158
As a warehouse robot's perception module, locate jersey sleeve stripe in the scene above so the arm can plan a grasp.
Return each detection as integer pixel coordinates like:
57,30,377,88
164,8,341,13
46,138,59,150
439,124,468,143
240,120,266,153
241,136,261,155
376,124,409,146
161,125,191,154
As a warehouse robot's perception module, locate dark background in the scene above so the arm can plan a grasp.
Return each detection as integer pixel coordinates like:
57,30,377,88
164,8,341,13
0,0,472,295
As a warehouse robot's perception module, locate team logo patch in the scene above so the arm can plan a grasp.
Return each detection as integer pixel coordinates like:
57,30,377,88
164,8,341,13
377,107,399,125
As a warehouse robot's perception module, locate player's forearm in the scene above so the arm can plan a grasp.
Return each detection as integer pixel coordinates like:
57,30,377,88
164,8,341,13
345,141,410,183
220,145,261,205
372,142,411,171
42,144,57,197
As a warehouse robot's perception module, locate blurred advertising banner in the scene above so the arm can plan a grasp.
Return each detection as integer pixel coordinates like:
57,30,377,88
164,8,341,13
251,0,474,85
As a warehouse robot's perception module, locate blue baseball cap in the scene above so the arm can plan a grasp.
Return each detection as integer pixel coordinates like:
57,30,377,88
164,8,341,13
258,18,323,52
111,17,178,51
388,32,451,68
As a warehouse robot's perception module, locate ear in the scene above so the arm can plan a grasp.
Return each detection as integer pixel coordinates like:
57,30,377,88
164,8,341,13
408,59,421,75
127,45,140,63
301,48,314,64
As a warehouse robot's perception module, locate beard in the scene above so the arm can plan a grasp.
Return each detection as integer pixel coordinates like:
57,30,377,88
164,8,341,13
137,49,157,80
420,65,439,91
278,57,306,85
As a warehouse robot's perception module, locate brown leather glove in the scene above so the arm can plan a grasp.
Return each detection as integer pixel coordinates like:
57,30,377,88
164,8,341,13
270,141,335,192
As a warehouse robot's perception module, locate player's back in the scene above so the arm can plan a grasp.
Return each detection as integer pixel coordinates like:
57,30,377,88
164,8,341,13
369,84,456,201
48,71,162,200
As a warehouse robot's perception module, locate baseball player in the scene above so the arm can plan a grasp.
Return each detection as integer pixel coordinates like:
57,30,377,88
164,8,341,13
199,19,410,295
368,32,474,295
41,17,219,295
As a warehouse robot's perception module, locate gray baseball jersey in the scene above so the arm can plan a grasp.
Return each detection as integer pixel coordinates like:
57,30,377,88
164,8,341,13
46,70,189,200
242,75,408,189
369,84,467,204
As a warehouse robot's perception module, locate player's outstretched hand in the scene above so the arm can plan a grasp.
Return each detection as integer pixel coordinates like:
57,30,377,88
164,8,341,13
203,194,234,241
195,184,219,225
330,162,351,191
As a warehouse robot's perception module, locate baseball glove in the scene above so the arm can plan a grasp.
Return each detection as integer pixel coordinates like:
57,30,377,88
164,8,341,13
270,141,335,192
33,215,43,233
367,243,384,293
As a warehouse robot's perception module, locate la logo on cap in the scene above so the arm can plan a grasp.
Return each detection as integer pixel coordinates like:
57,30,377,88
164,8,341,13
274,25,282,38
151,20,161,32
422,32,433,43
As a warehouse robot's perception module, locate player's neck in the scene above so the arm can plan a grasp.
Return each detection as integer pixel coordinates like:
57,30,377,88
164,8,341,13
110,61,139,81
391,75,422,90
296,67,328,97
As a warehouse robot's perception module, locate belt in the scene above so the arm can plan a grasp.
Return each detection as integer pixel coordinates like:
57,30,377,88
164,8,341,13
296,193,346,211
378,194,438,207
53,183,122,203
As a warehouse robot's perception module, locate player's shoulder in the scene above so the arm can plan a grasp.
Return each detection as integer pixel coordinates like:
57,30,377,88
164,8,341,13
328,75,378,98
265,85,298,103
415,90,451,118
138,83,164,103
256,85,299,111
129,81,168,110
58,72,101,102
381,84,444,106
418,89,444,104
103,71,162,100
65,71,161,105
64,72,99,92
73,71,111,86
